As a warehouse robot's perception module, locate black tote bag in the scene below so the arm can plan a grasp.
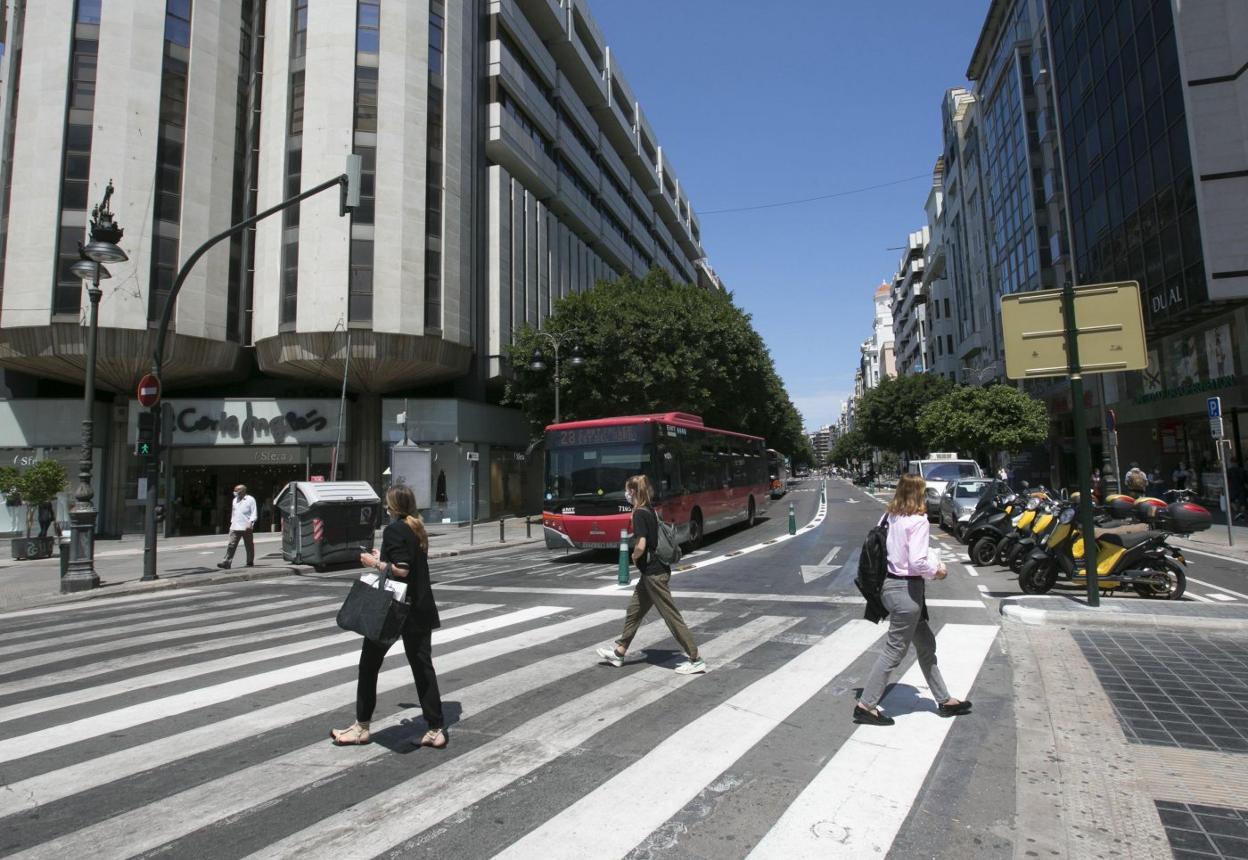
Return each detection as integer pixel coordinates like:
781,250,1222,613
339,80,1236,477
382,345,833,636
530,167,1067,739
336,565,410,646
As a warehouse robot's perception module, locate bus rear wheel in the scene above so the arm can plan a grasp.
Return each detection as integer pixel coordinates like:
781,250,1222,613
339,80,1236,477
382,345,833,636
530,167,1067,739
686,510,704,550
746,497,757,528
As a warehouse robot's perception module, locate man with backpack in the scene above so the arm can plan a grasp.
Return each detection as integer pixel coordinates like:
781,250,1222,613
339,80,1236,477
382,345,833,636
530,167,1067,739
596,474,706,674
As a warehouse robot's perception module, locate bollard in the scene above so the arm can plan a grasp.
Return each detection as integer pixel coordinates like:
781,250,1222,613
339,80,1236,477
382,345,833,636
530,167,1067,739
58,535,71,581
500,518,506,543
617,528,630,586
788,503,796,535
526,517,532,539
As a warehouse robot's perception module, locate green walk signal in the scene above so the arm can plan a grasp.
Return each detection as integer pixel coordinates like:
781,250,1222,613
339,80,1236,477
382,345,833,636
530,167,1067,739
136,411,158,459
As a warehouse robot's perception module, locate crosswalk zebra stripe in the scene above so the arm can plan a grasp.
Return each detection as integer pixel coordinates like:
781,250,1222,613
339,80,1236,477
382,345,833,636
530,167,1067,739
493,619,888,860
0,604,500,725
0,607,621,818
0,588,207,621
747,623,999,857
244,614,805,859
438,583,985,608
0,591,281,642
0,593,298,656
11,612,720,860
0,597,336,678
0,605,568,765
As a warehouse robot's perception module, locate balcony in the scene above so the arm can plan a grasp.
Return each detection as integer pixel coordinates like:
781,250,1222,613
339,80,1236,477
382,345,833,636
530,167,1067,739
598,170,631,227
487,102,558,198
493,40,557,140
494,0,558,85
555,117,599,190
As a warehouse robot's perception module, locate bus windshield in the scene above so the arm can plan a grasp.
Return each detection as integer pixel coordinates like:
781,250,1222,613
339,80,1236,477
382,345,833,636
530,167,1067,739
545,430,655,503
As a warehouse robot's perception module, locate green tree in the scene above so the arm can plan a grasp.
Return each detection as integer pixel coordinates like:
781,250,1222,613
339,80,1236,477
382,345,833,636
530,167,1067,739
14,459,68,538
856,373,954,455
829,429,873,470
503,268,809,456
916,384,1048,463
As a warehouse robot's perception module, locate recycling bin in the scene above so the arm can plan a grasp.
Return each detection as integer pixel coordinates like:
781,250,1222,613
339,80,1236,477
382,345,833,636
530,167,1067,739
275,481,381,570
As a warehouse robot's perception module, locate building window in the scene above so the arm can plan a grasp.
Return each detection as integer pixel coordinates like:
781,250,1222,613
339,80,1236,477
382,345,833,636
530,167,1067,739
424,1,444,330
0,0,23,305
53,0,101,315
348,0,379,325
227,0,263,343
147,0,192,322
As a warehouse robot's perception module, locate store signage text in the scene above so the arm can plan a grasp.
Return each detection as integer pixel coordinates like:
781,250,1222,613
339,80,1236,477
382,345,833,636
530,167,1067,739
1149,284,1184,316
175,407,328,445
1134,375,1235,405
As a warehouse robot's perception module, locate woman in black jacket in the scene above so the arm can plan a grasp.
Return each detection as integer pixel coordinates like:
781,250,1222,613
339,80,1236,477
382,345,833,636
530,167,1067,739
331,484,446,748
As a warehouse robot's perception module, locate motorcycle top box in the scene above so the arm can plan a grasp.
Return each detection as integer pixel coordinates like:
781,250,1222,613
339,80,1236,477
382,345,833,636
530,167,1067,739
1105,494,1137,520
1158,501,1213,534
1133,496,1167,522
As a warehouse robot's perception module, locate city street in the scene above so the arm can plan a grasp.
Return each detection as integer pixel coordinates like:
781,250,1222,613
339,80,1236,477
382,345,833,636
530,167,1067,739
0,478,1016,858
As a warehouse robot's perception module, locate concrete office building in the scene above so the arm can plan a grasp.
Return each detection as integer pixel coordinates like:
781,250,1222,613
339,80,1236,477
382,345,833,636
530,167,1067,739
890,226,929,376
0,0,716,535
922,158,960,383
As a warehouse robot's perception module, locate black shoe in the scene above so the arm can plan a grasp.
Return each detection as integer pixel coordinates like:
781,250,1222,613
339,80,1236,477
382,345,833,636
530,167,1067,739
245,562,255,568
937,699,973,717
852,704,895,726
217,561,231,570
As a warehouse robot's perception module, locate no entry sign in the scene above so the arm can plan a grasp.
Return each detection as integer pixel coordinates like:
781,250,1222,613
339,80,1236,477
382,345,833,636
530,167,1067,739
137,373,161,408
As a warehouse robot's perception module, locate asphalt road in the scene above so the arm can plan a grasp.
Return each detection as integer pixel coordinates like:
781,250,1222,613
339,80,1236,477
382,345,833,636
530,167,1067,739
0,477,1016,858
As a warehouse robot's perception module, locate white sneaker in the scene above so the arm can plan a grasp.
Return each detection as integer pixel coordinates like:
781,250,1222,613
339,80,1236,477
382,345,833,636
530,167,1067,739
596,647,625,667
675,658,707,675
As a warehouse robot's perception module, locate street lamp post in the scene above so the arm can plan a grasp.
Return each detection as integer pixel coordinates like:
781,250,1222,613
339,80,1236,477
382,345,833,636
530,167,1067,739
529,331,585,425
63,182,127,593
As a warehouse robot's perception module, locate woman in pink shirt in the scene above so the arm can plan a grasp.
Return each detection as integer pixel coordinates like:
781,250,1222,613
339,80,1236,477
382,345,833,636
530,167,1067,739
854,473,972,726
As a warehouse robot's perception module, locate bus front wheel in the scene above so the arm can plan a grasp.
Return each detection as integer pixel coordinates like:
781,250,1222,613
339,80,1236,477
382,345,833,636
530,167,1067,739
686,510,704,550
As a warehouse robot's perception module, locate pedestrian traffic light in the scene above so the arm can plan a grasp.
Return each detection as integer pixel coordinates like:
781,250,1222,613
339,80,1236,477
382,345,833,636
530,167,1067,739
136,411,158,459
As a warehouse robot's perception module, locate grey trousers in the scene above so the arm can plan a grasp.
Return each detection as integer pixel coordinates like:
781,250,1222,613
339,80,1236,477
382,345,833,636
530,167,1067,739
859,577,950,709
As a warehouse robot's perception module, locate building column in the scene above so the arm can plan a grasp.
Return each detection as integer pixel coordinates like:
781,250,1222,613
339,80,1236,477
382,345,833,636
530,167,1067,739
348,393,382,487
99,395,129,538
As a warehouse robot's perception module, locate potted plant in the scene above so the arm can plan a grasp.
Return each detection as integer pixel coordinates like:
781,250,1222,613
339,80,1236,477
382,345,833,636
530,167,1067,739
10,459,68,560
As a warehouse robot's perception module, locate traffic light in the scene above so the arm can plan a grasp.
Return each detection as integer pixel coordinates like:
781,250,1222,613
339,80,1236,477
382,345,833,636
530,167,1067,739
136,411,158,459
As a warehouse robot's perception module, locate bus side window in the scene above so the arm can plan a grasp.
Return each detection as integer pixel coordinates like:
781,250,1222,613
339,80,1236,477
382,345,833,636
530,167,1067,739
658,444,681,494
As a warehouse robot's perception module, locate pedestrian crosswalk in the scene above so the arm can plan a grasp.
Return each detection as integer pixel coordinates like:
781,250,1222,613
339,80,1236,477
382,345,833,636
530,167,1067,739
0,581,999,858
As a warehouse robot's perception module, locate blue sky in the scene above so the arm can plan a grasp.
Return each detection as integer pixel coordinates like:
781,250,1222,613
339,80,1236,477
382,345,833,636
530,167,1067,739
587,0,991,432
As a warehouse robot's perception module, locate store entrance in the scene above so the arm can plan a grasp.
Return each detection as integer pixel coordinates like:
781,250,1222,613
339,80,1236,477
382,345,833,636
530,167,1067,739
170,463,303,536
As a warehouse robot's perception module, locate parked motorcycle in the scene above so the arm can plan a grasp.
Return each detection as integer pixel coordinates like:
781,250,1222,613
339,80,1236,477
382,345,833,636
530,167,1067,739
963,492,1021,566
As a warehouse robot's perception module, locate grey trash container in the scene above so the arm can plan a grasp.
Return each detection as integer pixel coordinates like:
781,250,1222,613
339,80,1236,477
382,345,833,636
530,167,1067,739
275,481,381,570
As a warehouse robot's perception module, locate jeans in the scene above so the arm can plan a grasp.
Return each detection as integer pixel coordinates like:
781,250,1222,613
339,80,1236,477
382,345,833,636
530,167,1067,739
859,577,950,709
617,572,698,660
356,616,443,728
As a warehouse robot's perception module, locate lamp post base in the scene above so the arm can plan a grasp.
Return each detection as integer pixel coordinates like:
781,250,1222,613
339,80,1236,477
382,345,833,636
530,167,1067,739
62,510,99,593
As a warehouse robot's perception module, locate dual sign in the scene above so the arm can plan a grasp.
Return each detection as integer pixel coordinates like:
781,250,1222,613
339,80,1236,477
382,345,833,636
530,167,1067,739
1209,396,1223,439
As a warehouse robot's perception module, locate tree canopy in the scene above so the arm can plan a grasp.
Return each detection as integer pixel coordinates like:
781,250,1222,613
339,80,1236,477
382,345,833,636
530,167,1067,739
856,373,954,455
504,268,812,462
916,384,1048,460
829,429,873,470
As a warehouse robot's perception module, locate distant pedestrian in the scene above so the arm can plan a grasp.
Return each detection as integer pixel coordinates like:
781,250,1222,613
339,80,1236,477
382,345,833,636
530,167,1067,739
1172,461,1192,491
332,485,446,748
1124,463,1149,497
596,475,705,674
37,501,55,538
217,484,257,569
1228,461,1247,521
1091,468,1102,503
854,473,972,726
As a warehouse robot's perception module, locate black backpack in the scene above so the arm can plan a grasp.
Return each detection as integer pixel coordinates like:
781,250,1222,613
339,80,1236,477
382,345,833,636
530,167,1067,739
854,515,891,623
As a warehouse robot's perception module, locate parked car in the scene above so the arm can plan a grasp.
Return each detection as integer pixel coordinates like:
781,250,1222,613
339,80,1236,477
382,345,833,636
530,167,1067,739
938,478,999,537
909,453,985,519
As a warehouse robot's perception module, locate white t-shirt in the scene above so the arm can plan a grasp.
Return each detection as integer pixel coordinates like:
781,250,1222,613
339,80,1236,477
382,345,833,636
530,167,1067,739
230,494,257,531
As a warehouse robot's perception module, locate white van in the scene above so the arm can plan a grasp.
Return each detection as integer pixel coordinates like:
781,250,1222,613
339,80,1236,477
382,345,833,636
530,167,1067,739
907,453,984,519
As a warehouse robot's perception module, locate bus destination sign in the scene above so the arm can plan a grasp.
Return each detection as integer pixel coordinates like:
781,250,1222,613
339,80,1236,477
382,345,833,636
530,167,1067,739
553,425,643,447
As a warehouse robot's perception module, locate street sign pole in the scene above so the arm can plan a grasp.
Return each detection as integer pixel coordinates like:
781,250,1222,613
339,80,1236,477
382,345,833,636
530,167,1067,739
1211,398,1232,547
1061,281,1101,608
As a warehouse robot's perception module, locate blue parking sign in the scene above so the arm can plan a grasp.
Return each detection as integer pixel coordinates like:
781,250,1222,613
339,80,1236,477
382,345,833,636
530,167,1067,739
1208,397,1222,418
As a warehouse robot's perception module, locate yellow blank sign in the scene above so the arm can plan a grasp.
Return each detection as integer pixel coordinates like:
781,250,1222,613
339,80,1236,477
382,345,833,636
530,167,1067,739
1001,281,1147,379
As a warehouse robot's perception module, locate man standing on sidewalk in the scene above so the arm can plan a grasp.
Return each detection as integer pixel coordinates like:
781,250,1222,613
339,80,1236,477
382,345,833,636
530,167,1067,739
217,484,257,569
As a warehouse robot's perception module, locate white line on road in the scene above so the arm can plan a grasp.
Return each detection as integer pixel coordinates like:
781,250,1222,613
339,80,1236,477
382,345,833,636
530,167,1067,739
492,620,888,860
1208,593,1237,602
1178,546,1248,567
437,583,985,608
0,588,208,620
0,605,568,765
1185,576,1248,600
244,615,806,860
1186,592,1217,603
747,624,999,858
964,563,979,577
0,608,619,819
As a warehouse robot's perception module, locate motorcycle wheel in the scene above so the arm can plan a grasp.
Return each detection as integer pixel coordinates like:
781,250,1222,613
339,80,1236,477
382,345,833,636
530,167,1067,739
1007,542,1030,574
994,536,1015,566
970,535,998,567
1131,558,1186,600
1018,557,1057,594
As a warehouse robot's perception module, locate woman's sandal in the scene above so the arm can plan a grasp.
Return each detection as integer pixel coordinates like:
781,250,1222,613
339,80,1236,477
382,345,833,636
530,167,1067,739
330,722,371,745
420,728,448,749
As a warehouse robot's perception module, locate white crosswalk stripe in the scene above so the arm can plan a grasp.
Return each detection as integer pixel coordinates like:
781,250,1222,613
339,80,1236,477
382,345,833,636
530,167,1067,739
0,582,1000,859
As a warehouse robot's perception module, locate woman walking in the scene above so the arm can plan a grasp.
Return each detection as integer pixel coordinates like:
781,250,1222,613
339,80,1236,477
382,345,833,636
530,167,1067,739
331,485,447,748
854,473,972,726
596,475,705,674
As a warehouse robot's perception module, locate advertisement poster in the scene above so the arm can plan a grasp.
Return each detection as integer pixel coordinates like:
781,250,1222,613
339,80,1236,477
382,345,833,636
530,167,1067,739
1167,336,1201,387
1142,349,1164,393
1205,323,1234,378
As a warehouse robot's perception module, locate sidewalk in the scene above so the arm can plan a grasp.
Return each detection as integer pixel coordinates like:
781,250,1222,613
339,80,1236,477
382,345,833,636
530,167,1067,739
0,515,544,611
1003,594,1248,858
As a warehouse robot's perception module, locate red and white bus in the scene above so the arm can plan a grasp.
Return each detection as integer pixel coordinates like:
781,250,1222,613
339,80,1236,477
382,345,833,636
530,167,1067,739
541,412,771,551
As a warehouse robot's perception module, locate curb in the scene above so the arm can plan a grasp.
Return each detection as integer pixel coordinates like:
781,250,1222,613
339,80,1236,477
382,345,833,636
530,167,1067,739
1001,602,1248,634
2,536,546,612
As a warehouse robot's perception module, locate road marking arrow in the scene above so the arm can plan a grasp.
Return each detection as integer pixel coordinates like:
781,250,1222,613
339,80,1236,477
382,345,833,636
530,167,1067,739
800,546,842,584
844,498,860,504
